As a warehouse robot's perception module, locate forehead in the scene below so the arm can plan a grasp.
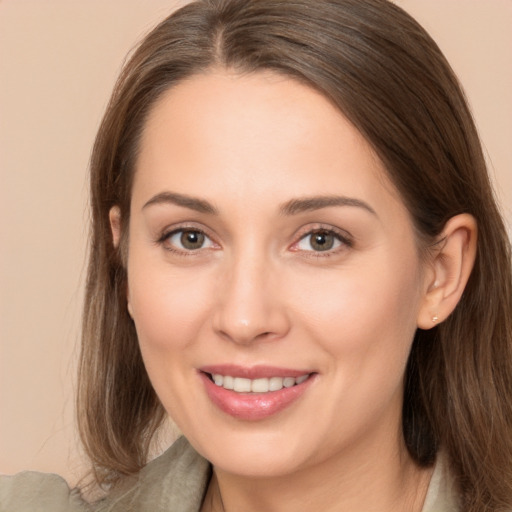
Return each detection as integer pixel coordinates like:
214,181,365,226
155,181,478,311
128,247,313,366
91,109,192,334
132,70,404,219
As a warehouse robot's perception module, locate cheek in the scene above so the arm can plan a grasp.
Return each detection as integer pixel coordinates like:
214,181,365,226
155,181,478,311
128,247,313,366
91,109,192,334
282,254,423,447
127,259,216,354
290,252,423,370
127,261,219,423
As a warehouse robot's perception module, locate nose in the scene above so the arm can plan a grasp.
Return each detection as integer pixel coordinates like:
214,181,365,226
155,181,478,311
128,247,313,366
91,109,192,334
212,250,291,345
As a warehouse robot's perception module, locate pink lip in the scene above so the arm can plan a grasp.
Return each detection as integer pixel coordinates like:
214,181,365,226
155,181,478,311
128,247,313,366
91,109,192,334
198,365,316,421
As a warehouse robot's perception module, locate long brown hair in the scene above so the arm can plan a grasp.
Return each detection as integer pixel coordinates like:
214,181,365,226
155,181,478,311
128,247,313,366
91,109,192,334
78,0,512,508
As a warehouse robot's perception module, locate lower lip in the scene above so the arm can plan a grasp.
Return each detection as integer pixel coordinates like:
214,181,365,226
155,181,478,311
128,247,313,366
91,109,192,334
199,372,316,421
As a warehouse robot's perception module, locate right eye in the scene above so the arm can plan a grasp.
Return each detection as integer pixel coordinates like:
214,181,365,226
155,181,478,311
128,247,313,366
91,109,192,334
296,229,344,252
163,229,216,252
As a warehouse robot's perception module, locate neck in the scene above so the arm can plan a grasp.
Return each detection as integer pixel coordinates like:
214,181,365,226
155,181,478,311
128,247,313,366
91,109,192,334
203,432,433,512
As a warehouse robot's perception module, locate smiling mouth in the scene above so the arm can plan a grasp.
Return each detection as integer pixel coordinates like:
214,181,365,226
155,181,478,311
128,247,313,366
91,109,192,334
205,372,312,393
200,368,317,420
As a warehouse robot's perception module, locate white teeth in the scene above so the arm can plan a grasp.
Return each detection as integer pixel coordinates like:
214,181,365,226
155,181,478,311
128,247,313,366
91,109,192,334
211,373,310,393
296,374,309,384
269,376,284,391
223,375,234,390
251,378,269,393
233,377,252,392
283,377,296,388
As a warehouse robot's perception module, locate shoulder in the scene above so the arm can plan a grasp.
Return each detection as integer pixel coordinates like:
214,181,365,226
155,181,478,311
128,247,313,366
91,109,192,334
0,471,90,512
0,438,210,512
97,436,211,512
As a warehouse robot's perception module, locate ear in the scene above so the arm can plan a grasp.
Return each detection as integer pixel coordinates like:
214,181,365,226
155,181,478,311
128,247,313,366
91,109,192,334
109,206,133,318
417,214,477,329
109,206,122,248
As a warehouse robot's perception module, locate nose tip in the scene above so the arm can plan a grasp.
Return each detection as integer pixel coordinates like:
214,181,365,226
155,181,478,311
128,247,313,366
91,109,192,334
212,263,290,345
214,313,285,345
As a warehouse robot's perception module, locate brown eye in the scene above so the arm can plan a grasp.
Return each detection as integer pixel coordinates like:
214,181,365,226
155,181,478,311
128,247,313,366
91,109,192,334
180,230,205,250
165,229,214,251
296,229,346,252
310,231,335,251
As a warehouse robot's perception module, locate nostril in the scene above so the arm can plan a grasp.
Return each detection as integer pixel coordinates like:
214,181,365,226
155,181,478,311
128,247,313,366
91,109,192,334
212,303,291,345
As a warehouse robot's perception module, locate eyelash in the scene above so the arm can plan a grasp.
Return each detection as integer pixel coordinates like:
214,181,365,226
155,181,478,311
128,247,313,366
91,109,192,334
291,226,353,258
156,224,217,256
156,224,353,258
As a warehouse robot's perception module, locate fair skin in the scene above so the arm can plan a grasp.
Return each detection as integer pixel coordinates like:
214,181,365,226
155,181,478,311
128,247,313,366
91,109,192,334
110,70,476,512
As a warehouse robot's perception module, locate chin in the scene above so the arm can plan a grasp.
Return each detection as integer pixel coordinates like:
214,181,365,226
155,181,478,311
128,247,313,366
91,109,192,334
185,422,318,478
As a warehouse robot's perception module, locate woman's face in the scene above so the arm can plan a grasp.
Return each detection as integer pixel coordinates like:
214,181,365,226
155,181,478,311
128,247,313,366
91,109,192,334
124,70,432,477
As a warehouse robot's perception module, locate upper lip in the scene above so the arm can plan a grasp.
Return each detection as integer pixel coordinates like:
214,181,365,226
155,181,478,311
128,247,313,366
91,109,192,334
199,364,314,379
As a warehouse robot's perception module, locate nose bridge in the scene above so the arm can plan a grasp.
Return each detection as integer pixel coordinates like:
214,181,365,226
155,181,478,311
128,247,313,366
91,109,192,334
213,243,289,344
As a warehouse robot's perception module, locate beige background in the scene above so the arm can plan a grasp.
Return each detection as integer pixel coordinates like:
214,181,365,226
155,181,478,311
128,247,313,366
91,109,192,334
1,0,511,484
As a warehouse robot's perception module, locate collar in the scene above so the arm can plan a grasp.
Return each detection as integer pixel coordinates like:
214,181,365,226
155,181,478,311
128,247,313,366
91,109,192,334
421,451,459,512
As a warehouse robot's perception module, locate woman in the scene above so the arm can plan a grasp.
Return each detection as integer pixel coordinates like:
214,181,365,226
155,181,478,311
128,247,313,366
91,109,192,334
2,0,511,511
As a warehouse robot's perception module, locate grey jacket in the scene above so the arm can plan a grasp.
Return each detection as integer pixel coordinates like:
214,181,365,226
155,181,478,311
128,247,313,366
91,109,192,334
0,437,458,511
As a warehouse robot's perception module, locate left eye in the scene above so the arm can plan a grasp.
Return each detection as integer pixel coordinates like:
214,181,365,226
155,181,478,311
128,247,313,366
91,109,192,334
296,230,344,252
167,229,215,251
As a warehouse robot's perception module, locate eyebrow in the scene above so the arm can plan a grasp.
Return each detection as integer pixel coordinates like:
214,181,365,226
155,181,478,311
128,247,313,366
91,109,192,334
142,191,377,217
142,192,219,214
279,195,377,216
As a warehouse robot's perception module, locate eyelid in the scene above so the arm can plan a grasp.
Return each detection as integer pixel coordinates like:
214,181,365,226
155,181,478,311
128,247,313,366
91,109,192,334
156,222,220,254
289,224,353,255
